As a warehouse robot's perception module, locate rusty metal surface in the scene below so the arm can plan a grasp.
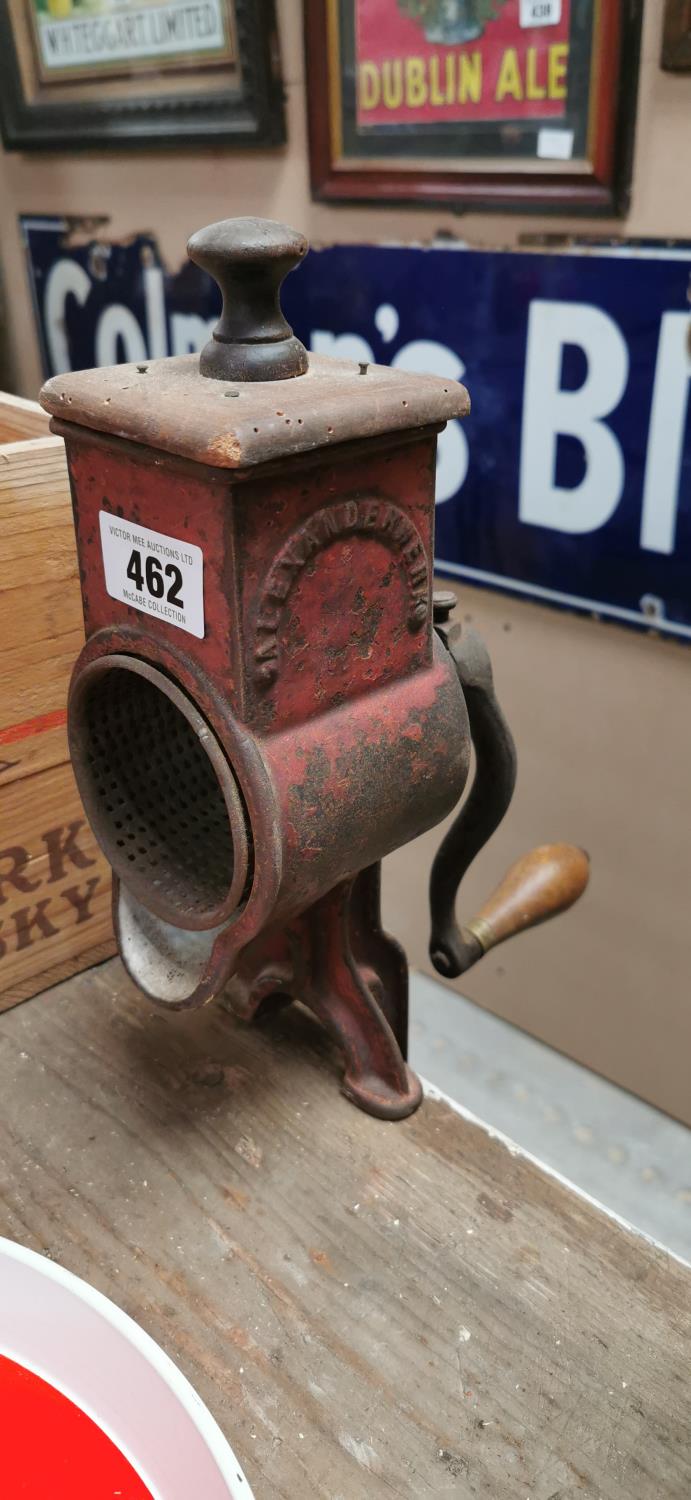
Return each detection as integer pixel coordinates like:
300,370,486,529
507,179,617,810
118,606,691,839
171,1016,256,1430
59,423,445,728
70,625,283,1011
39,351,470,470
50,217,585,1120
260,635,469,919
56,401,582,1112
69,655,250,931
230,865,422,1120
69,619,469,1019
62,421,470,1055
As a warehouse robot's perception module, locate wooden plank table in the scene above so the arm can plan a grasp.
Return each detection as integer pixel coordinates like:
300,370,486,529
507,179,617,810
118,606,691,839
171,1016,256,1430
0,957,689,1499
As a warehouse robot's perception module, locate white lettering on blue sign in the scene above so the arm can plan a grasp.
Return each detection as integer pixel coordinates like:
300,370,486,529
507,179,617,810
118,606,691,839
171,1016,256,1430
312,325,468,505
313,300,691,564
44,259,91,374
640,313,691,555
43,261,213,373
520,300,629,535
28,222,691,638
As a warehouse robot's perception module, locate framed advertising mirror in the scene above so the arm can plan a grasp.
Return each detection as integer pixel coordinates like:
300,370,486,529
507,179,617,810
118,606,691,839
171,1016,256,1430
305,0,643,213
0,0,284,150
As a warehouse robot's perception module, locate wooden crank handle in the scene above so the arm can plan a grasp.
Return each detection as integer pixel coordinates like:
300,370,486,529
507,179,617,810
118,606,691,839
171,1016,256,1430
430,842,589,978
463,843,590,957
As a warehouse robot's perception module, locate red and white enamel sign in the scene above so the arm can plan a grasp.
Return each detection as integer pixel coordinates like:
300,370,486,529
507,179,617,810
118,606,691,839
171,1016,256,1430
0,1237,255,1499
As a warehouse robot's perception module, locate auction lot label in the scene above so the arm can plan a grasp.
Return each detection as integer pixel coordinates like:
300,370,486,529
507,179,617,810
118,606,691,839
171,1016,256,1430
99,512,205,638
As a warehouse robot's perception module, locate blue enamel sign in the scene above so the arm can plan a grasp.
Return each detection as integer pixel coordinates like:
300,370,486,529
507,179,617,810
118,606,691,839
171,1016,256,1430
22,217,691,640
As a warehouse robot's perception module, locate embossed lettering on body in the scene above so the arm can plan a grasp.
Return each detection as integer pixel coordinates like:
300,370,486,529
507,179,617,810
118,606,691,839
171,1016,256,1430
253,498,429,686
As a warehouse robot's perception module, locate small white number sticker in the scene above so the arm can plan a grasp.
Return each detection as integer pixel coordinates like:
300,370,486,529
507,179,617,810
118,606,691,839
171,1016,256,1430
537,127,574,160
99,512,204,639
520,0,562,25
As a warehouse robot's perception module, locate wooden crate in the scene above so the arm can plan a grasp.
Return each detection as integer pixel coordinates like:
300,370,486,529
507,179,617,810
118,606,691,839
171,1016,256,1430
0,392,114,1012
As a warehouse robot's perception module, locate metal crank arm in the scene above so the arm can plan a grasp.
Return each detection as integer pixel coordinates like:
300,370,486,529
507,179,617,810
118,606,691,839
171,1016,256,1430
429,597,589,980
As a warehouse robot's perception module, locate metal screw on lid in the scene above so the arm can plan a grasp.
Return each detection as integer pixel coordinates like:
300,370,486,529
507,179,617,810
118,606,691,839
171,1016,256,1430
187,216,310,384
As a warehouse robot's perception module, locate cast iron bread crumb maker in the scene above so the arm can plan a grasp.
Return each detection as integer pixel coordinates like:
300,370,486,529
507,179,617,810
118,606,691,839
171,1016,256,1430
40,218,588,1120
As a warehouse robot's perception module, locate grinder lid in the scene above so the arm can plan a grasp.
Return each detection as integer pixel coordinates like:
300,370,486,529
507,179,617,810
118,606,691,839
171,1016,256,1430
39,216,469,471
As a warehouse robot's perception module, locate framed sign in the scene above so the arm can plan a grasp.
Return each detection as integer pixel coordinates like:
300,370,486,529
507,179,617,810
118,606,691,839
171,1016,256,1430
305,0,643,213
661,0,691,70
0,0,284,150
22,216,691,642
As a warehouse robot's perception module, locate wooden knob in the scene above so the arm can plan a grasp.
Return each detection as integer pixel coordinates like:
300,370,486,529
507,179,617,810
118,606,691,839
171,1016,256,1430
463,844,590,955
186,216,309,383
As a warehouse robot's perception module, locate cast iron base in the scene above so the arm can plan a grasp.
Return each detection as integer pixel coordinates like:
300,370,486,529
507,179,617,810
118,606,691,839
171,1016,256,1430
229,864,422,1121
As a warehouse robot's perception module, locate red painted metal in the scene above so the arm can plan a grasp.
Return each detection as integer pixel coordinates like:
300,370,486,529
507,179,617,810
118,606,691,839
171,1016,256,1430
49,409,470,1117
40,217,585,1120
231,866,421,1120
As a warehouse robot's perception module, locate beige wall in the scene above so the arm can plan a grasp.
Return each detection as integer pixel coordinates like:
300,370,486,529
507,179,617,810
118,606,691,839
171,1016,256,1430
0,0,690,1121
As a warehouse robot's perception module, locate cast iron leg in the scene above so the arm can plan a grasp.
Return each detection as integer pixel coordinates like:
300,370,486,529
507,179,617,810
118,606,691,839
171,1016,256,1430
228,868,421,1120
301,877,421,1120
347,865,410,1058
